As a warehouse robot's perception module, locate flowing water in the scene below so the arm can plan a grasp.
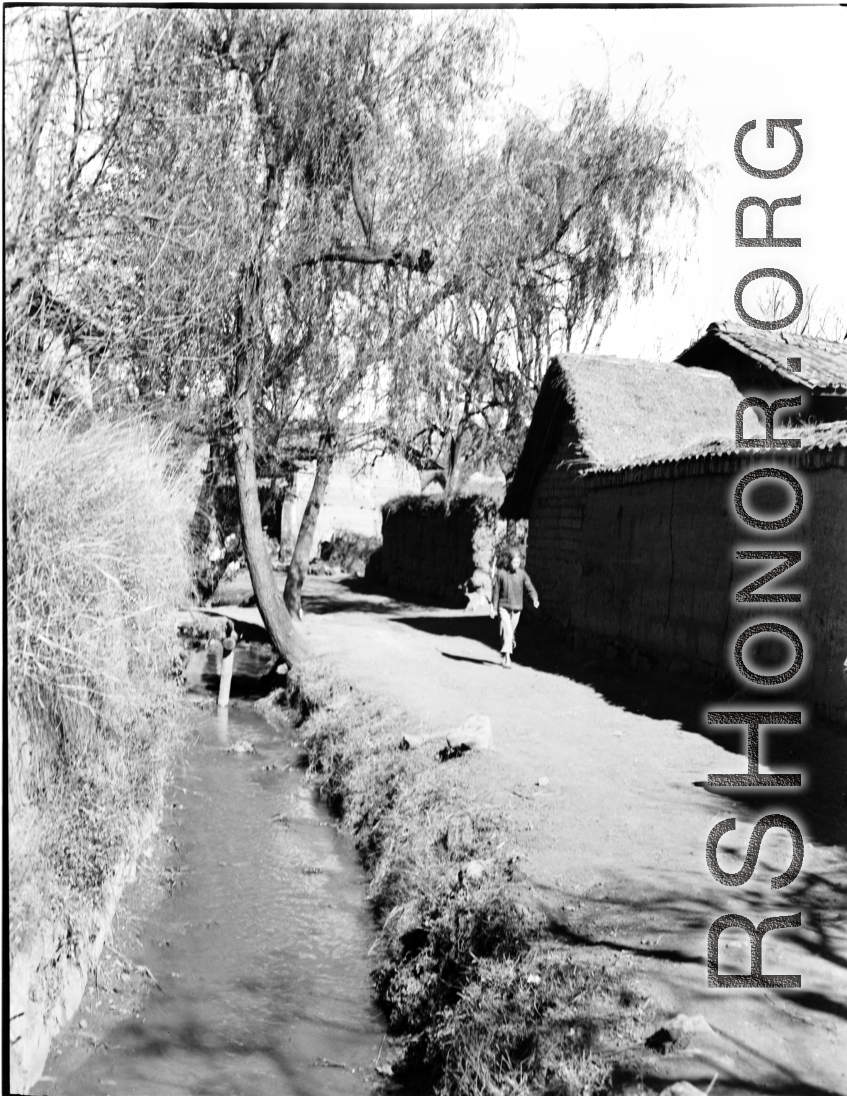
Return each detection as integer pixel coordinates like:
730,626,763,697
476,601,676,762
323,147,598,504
40,645,388,1096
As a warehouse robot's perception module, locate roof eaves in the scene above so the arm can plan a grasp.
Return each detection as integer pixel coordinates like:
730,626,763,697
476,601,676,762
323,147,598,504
684,322,847,394
582,433,847,476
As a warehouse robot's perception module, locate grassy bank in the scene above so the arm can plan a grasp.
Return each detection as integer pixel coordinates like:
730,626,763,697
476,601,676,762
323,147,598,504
7,400,194,977
270,661,648,1095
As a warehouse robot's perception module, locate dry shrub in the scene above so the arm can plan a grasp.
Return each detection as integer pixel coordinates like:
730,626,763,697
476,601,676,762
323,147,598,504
382,491,498,523
6,398,194,943
438,948,626,1095
318,529,381,575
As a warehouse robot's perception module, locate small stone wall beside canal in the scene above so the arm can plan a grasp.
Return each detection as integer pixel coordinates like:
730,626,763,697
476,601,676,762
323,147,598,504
380,493,497,606
9,789,163,1094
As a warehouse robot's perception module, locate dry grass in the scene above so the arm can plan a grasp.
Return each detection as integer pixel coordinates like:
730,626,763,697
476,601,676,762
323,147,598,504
6,395,194,949
268,661,647,1095
383,492,499,521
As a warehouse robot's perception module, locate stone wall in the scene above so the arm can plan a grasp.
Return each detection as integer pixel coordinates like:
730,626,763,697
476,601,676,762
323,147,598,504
527,442,847,724
10,785,163,1094
380,495,498,606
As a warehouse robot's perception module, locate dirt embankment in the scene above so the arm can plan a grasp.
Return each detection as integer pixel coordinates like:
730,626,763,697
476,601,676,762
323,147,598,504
286,574,847,1096
268,660,650,1096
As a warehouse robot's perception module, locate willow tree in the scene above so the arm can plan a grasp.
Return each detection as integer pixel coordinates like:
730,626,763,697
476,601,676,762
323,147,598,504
385,80,704,495
4,8,183,406
100,9,498,663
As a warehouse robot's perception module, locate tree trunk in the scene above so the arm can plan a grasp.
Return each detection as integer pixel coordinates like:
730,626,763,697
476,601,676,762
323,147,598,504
284,428,336,617
232,376,309,668
443,429,468,498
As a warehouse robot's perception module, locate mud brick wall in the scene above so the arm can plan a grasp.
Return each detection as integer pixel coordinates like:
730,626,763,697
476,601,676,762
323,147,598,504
381,495,497,605
527,444,847,724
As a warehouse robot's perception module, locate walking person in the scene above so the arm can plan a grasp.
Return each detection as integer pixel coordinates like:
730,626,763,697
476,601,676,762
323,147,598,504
490,549,539,668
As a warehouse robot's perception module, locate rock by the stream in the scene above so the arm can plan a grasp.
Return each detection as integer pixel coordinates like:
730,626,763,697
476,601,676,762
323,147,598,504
223,740,256,755
658,1084,710,1096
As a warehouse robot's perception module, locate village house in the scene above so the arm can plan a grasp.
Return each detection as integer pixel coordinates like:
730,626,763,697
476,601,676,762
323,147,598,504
501,353,847,724
676,320,847,424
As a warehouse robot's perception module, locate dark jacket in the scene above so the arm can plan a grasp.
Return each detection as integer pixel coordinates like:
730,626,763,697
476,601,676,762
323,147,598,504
492,567,538,612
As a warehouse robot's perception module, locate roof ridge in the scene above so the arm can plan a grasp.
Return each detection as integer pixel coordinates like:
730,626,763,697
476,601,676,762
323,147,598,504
709,319,845,349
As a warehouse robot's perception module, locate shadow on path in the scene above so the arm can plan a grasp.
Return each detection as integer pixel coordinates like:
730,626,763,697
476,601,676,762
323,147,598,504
390,609,847,852
441,651,498,667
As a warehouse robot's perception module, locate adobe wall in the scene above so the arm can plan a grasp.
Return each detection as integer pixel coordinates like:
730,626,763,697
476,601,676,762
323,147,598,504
527,444,847,724
380,496,497,606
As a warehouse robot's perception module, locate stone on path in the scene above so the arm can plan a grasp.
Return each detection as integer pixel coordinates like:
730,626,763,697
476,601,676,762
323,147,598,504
666,1014,716,1042
659,1083,710,1096
646,1013,716,1053
446,714,492,752
402,714,492,753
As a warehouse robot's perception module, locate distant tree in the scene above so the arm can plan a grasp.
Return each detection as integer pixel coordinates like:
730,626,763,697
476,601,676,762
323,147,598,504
755,282,844,341
4,8,178,403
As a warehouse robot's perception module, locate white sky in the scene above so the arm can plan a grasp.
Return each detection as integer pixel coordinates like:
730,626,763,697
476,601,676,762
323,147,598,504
505,4,846,360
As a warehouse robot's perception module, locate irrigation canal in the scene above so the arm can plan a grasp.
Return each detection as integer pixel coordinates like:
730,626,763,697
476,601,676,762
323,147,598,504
39,644,389,1096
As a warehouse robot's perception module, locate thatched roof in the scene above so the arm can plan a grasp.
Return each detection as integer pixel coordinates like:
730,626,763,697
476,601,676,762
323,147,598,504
676,321,847,393
502,354,745,518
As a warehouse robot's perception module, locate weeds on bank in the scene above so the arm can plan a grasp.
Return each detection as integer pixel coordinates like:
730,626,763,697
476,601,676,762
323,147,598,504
7,399,194,952
273,661,642,1095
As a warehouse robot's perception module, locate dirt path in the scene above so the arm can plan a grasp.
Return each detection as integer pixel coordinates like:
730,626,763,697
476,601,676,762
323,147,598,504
218,572,847,1095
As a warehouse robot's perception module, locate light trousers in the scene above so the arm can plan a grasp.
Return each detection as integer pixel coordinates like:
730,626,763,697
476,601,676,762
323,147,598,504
498,606,521,654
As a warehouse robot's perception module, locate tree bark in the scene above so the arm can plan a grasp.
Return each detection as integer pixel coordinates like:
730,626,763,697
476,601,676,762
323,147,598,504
232,363,309,668
443,429,469,499
284,428,336,617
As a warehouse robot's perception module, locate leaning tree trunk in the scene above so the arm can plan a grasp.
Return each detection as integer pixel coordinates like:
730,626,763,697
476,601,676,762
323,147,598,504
284,428,336,618
232,368,309,668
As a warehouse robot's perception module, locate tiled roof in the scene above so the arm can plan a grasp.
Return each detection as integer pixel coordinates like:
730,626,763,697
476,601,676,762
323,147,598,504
677,321,847,393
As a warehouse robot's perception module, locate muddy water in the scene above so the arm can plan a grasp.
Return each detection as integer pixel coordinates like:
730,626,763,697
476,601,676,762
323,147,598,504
42,646,387,1096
